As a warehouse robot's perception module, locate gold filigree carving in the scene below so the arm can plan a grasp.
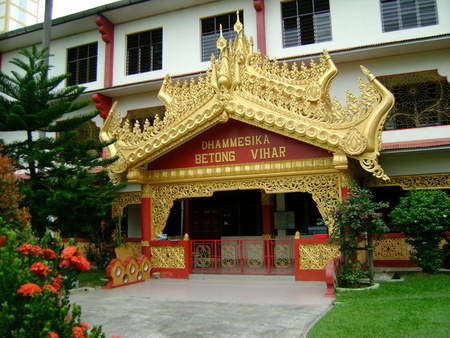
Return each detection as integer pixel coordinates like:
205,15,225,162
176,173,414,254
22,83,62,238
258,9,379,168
100,16,394,181
149,174,340,239
342,128,367,155
221,245,237,267
366,173,450,190
150,245,185,269
274,244,291,268
112,192,142,218
373,237,411,260
299,243,340,269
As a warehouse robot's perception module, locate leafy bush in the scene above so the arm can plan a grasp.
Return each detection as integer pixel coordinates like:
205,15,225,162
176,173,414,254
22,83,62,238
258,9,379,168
0,147,108,337
319,186,389,287
0,226,106,337
390,189,450,273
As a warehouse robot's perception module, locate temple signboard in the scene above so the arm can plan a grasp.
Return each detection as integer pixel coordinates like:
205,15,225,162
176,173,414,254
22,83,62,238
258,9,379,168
147,120,330,170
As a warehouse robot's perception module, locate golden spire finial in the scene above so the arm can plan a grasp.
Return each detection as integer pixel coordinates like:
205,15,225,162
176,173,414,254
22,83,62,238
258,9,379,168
216,24,227,52
234,10,243,35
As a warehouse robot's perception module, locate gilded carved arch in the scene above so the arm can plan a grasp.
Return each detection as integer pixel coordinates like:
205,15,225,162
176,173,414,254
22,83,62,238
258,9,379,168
100,14,394,184
146,173,342,239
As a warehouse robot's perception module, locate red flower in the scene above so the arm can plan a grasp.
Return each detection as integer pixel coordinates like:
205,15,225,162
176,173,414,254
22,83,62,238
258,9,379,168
47,332,59,338
71,326,85,338
0,235,5,246
43,248,57,260
52,274,63,290
30,261,51,276
80,321,90,330
70,256,90,272
17,283,42,297
61,246,77,259
17,243,42,256
43,284,58,293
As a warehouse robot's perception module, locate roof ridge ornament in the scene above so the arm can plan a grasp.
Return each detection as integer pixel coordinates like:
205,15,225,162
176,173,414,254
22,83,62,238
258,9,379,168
101,15,395,183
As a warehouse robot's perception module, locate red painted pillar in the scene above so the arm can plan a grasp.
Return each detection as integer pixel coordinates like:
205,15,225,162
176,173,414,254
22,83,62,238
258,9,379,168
141,195,152,259
253,0,266,57
261,191,274,238
95,15,114,88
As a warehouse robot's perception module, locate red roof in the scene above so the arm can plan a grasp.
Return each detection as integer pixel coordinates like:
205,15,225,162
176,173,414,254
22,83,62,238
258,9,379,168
382,138,450,150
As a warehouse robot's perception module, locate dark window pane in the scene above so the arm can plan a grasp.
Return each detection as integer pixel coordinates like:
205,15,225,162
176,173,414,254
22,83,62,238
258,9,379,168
126,28,163,75
281,0,331,48
66,42,97,85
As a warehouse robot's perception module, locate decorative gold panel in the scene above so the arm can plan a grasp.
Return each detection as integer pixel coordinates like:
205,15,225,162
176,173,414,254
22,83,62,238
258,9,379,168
150,245,185,269
299,243,340,270
366,173,450,190
247,244,263,268
195,245,211,268
221,245,237,268
100,15,394,182
127,242,142,259
373,237,411,260
274,244,291,268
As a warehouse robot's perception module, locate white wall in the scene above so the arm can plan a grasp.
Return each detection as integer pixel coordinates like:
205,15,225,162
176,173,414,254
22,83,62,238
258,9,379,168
264,0,450,59
112,0,257,87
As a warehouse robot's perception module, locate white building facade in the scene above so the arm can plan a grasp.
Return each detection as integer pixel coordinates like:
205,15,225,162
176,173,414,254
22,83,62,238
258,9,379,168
1,0,449,278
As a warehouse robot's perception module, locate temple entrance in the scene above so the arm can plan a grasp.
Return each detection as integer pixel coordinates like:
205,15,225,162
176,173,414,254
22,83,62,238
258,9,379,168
189,190,263,240
191,238,295,275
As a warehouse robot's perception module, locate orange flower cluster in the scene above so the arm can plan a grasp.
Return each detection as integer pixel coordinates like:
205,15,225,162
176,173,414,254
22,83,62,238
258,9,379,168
30,262,51,276
17,283,42,297
60,246,90,272
17,243,43,256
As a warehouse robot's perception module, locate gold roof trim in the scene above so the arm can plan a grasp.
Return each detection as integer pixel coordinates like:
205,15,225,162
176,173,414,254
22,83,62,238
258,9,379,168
100,12,394,183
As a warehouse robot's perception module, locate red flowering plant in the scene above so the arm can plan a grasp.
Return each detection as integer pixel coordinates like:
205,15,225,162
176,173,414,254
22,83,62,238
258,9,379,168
318,185,389,288
0,225,107,337
0,149,108,337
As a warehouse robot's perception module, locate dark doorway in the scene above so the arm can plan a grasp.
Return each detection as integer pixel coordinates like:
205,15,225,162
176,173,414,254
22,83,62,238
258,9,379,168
189,190,262,239
283,192,322,235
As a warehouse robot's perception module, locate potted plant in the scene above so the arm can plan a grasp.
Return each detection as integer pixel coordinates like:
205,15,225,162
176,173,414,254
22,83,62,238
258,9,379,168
319,186,389,288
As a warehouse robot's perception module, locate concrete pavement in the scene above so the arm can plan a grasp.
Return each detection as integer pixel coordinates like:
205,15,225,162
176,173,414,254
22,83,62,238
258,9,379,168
70,274,333,338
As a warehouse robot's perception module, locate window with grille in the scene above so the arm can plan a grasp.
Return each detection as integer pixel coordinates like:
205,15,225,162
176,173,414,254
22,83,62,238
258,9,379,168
378,70,450,130
201,11,243,62
281,0,332,48
67,43,98,86
127,28,163,75
380,0,438,32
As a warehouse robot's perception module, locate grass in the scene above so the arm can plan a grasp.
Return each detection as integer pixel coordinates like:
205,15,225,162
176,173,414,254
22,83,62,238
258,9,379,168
77,269,108,288
310,272,450,337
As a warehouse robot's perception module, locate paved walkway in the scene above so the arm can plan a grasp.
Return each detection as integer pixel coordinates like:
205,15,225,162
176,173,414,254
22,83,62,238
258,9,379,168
70,275,333,338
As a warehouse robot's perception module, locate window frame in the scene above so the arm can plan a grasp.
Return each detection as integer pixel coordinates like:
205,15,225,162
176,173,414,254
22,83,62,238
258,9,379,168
380,0,438,33
66,42,98,86
126,28,163,76
281,0,332,48
201,11,244,62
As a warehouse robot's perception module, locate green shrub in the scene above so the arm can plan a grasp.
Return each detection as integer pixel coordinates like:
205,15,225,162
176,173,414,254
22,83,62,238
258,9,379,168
319,186,389,287
390,189,450,273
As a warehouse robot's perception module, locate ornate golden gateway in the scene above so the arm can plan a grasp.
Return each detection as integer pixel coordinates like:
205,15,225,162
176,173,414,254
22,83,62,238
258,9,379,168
100,13,394,184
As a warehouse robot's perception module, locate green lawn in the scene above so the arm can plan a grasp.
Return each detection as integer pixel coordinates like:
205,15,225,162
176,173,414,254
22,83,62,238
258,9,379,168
77,269,108,288
310,273,450,337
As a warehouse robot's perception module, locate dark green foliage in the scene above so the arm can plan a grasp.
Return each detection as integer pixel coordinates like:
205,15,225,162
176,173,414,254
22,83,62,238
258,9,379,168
0,46,125,238
319,186,389,287
390,189,450,273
